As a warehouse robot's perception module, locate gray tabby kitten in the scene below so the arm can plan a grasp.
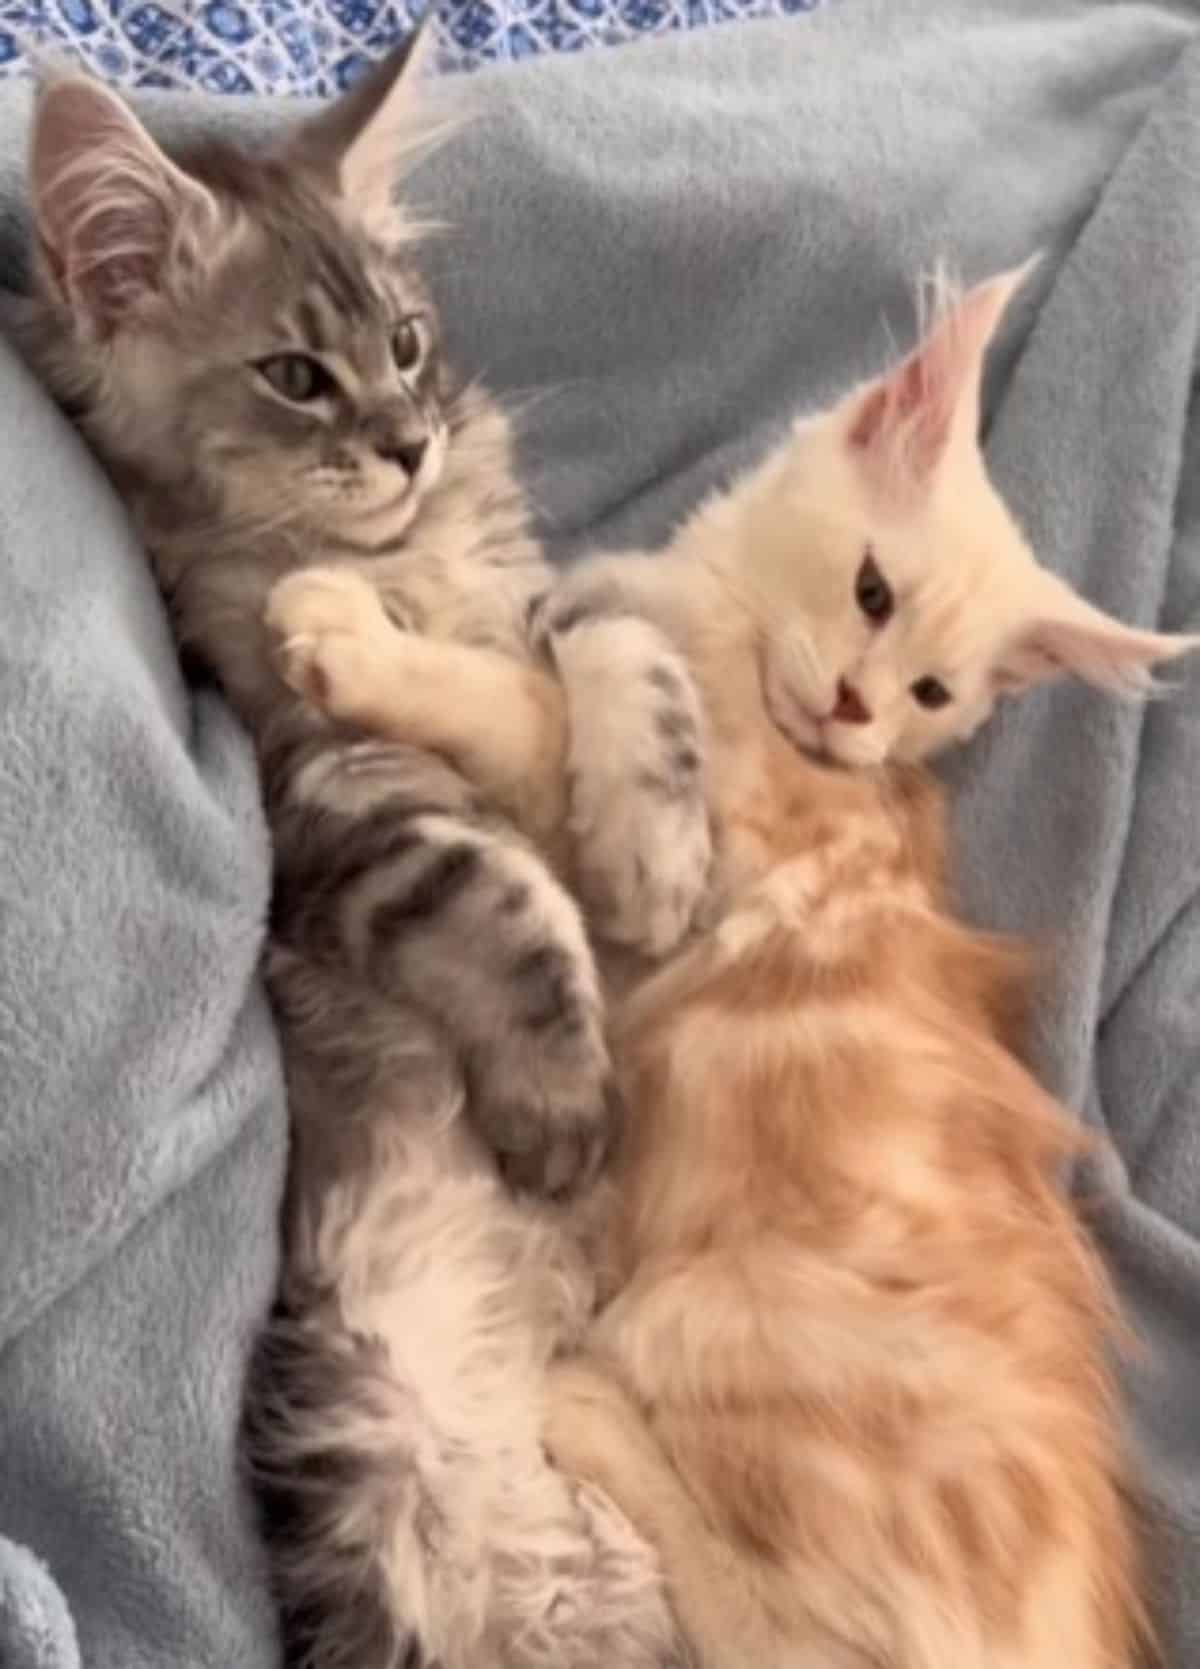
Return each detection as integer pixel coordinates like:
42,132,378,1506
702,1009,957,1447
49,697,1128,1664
17,46,710,1669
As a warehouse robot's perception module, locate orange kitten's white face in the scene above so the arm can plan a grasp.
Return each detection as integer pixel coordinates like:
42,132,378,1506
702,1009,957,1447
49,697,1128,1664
735,266,1197,769
752,500,1023,767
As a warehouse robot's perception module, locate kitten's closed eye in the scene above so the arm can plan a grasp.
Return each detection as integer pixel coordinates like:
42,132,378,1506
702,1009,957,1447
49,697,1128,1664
855,549,894,626
256,354,336,404
911,676,952,710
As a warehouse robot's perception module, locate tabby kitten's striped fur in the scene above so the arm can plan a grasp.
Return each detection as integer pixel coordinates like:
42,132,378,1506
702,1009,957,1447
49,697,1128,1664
17,51,705,1669
271,272,1185,1666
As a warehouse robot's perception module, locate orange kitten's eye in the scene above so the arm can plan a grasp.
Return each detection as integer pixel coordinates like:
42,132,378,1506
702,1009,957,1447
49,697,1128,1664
855,549,893,625
911,676,952,710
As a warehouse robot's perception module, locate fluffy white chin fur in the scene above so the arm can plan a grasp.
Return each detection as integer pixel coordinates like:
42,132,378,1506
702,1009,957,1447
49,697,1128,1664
823,730,889,769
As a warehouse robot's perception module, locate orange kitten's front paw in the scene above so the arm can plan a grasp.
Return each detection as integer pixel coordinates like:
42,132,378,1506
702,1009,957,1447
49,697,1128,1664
266,567,400,719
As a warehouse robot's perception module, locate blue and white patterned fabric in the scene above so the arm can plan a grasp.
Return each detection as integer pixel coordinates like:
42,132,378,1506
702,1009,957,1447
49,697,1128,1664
0,0,824,91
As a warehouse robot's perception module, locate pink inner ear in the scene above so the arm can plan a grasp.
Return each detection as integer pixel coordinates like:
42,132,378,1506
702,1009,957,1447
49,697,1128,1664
991,637,1064,695
845,269,1024,491
847,342,955,486
847,355,929,451
847,384,889,451
894,355,928,420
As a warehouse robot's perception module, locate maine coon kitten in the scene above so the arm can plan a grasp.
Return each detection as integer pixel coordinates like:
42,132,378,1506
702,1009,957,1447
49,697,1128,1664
15,52,714,1669
269,267,1198,1666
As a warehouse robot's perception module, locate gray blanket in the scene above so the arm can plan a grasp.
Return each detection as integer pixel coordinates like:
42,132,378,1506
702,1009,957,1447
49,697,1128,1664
2,3,1199,1664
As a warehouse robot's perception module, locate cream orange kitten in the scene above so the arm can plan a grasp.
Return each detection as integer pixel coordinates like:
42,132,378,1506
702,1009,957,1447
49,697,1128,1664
270,266,1194,1666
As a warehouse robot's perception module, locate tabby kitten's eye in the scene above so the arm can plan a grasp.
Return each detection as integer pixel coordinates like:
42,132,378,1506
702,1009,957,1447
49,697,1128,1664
855,548,894,626
911,675,952,710
392,318,423,373
256,354,334,403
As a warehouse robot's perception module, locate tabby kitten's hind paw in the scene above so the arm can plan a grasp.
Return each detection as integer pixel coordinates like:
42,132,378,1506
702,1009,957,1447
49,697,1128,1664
467,1039,619,1201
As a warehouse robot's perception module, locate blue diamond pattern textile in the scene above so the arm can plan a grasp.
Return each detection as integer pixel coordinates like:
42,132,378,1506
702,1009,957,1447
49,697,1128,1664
0,0,826,91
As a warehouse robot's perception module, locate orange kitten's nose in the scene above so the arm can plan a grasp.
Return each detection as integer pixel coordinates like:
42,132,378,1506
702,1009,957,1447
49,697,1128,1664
831,680,873,726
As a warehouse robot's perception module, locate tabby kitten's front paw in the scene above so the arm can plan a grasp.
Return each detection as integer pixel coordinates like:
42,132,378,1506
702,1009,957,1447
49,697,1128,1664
266,566,403,718
546,611,715,961
574,778,714,962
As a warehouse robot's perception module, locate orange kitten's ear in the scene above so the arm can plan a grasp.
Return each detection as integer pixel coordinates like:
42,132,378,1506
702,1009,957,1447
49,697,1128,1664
994,577,1200,695
844,260,1036,496
30,75,217,333
284,21,446,232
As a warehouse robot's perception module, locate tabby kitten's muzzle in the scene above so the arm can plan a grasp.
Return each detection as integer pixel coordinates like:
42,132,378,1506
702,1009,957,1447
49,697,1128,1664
377,435,428,477
367,406,430,478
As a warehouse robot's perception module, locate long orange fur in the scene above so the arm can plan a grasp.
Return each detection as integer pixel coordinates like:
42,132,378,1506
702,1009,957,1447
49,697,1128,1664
546,710,1145,1669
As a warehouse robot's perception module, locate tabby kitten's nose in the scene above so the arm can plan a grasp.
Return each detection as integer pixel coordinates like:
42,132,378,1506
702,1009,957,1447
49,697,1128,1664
832,679,872,725
376,435,428,477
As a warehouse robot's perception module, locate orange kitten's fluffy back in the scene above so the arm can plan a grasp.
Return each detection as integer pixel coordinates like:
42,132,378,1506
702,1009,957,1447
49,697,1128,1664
546,755,1146,1669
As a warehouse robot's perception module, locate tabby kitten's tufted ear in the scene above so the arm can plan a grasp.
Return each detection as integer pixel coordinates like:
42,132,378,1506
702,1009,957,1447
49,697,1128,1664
284,21,442,231
30,75,219,335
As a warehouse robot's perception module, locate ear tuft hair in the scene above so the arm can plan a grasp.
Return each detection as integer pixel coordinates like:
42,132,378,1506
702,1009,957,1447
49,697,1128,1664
844,258,1036,497
30,74,218,333
282,21,456,234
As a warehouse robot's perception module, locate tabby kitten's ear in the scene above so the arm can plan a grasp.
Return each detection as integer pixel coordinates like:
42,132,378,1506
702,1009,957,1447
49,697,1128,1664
283,21,442,232
843,260,1036,496
29,75,218,335
994,573,1200,696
